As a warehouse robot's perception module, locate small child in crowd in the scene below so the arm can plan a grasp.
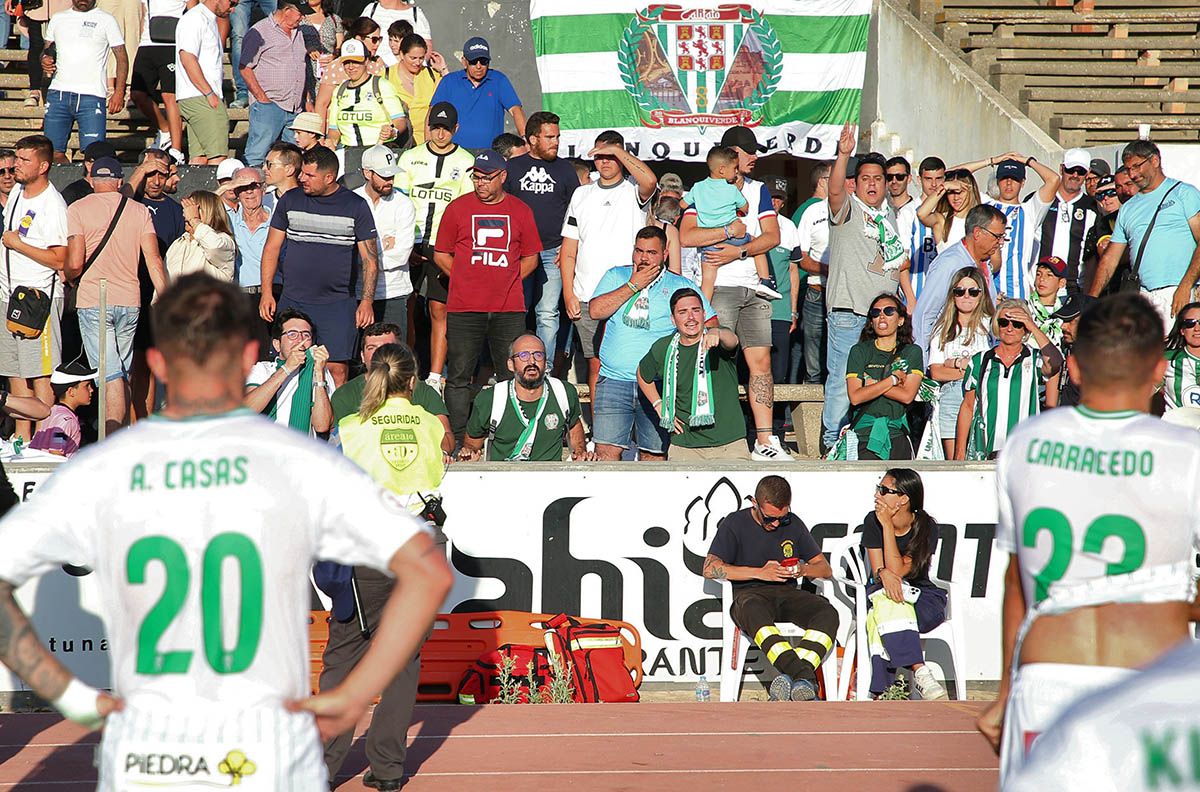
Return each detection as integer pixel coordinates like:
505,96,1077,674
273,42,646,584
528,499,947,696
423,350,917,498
29,360,96,458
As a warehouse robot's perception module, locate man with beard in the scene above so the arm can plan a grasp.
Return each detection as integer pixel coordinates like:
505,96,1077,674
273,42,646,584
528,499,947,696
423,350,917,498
638,289,744,460
1082,175,1126,296
458,334,593,462
354,145,415,331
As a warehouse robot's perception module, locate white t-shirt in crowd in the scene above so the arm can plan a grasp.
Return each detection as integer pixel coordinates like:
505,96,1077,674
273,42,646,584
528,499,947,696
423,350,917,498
364,1,432,66
174,3,223,102
246,361,338,435
795,199,829,287
139,0,188,48
45,8,124,99
353,185,416,301
927,323,992,369
0,183,68,294
560,176,653,303
937,214,966,252
682,177,775,290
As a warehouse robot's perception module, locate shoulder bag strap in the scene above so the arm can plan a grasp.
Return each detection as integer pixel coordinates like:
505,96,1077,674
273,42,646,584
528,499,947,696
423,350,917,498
78,194,129,282
1130,181,1182,282
4,187,17,292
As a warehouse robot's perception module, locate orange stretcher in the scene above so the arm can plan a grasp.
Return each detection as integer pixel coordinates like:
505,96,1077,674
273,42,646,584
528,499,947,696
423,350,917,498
309,610,644,701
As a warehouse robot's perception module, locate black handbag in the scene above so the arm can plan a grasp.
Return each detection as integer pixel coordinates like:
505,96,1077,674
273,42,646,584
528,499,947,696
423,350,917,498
4,189,53,339
1119,181,1181,294
148,16,179,45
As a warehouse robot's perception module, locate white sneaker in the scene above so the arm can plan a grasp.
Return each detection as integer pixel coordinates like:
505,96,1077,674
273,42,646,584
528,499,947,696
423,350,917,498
913,667,948,700
425,373,444,395
751,434,791,462
154,130,172,150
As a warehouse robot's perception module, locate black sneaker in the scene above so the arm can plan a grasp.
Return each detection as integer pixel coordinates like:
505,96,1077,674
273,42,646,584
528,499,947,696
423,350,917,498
755,277,783,300
363,771,404,791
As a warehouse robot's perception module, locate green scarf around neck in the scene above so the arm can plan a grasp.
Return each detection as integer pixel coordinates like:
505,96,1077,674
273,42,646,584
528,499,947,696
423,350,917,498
660,333,715,431
270,349,315,433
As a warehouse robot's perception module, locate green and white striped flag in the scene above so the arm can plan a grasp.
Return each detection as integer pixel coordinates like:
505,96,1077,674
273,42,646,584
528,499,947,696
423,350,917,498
530,0,870,161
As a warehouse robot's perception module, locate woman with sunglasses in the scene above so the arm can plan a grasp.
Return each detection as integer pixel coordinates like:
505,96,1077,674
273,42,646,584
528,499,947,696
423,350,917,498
928,267,994,458
314,16,387,122
1162,303,1200,412
917,169,981,253
844,293,924,459
954,298,1063,460
862,469,948,700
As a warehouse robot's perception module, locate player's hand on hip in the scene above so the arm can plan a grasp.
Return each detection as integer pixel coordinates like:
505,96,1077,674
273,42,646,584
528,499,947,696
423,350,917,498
287,691,368,741
976,698,1005,754
259,293,276,323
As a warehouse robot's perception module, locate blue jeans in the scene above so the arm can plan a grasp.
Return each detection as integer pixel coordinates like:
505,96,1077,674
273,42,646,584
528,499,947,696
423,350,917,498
522,246,563,357
77,305,140,382
802,286,826,383
592,375,668,454
244,101,297,165
43,90,106,153
821,310,866,448
230,0,278,101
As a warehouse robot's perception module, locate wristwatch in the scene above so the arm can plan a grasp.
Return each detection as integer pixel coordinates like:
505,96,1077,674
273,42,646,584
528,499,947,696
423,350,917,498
739,249,748,260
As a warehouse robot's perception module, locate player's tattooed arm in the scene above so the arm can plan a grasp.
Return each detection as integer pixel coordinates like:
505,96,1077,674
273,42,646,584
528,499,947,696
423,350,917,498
0,580,70,701
703,554,728,581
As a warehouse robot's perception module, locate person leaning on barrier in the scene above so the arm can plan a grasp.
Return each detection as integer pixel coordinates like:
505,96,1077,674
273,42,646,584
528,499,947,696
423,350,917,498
318,341,449,791
637,288,746,461
459,333,593,462
704,475,839,702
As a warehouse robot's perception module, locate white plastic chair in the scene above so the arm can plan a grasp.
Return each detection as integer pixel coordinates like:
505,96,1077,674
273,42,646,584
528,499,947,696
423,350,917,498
829,537,968,701
717,578,841,702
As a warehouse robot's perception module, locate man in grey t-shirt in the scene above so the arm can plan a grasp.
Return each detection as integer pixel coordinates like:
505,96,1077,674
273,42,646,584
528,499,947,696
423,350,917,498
821,124,908,450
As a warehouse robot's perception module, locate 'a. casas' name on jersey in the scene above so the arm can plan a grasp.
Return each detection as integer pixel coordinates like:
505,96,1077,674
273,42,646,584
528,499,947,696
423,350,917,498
130,456,250,491
1025,438,1154,477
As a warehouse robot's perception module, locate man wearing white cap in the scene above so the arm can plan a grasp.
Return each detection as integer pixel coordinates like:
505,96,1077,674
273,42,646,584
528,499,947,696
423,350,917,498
355,145,415,334
1037,148,1098,287
216,158,246,212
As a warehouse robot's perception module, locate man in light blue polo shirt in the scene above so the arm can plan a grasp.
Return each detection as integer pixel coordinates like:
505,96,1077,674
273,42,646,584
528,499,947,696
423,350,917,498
224,166,274,357
588,226,716,461
429,37,525,150
1088,139,1200,327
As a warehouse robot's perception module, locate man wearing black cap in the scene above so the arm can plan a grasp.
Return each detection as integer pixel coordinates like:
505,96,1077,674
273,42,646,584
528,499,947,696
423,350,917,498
680,125,788,460
1082,174,1127,296
397,100,475,392
766,177,800,414
60,140,118,206
956,150,1060,300
433,149,541,442
1048,292,1093,406
429,36,525,151
1086,158,1111,199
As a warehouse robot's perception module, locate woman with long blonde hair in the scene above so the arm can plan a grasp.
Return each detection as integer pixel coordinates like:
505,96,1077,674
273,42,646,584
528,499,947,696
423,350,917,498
928,267,994,457
165,190,236,281
918,169,981,252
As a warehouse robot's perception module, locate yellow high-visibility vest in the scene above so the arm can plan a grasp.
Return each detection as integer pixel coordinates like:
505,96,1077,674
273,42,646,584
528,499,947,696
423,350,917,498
338,395,444,500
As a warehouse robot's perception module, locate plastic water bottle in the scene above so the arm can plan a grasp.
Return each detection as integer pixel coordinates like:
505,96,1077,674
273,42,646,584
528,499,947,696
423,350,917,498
695,676,711,702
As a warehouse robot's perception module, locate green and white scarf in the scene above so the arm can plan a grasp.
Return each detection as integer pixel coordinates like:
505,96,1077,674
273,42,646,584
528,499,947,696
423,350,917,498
506,379,550,461
660,333,714,431
1028,296,1063,348
269,350,316,433
853,194,906,272
621,266,667,329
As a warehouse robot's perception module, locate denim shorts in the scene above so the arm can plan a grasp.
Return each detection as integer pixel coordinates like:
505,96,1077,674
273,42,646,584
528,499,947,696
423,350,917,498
78,305,139,383
591,375,668,454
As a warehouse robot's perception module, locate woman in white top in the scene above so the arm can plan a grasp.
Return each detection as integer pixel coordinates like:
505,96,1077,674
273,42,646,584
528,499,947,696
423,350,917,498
918,168,981,253
927,266,994,458
362,0,432,67
166,190,235,281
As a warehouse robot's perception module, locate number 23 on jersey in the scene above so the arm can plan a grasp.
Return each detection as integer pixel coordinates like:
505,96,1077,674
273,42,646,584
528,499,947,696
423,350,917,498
1022,507,1146,602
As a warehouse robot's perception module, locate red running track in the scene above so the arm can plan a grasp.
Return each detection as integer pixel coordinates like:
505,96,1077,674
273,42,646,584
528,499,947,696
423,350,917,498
0,701,998,791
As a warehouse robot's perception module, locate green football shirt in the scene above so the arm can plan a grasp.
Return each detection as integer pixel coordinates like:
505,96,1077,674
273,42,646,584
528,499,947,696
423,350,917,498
638,334,746,449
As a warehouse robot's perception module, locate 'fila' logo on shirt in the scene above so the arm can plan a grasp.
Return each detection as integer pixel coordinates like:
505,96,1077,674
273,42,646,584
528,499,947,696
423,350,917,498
471,215,512,268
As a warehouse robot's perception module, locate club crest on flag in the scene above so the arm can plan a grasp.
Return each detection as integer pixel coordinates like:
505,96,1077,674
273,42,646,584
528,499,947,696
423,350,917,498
618,4,782,130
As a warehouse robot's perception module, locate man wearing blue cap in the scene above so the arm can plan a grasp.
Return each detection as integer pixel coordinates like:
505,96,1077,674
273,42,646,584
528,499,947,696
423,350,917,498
429,36,525,150
433,149,541,442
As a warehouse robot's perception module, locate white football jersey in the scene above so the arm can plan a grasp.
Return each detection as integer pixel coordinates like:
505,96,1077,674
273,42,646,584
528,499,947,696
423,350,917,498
0,409,425,711
1007,641,1200,792
996,406,1200,608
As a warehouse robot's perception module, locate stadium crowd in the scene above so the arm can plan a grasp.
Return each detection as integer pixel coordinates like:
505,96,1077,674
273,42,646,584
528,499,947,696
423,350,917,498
0,0,1197,469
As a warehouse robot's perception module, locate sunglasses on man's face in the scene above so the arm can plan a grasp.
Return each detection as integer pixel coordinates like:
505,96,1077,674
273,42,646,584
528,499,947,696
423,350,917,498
0,168,16,176
1064,167,1088,176
885,172,908,182
953,287,982,297
1097,190,1117,201
868,306,898,318
366,35,382,42
756,506,792,527
468,57,490,66
997,318,1025,330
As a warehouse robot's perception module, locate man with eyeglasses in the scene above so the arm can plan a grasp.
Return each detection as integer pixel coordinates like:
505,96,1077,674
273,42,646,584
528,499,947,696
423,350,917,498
952,151,1060,301
223,166,274,357
704,474,838,702
245,307,334,435
433,149,540,444
1087,139,1200,327
912,204,1006,362
1037,148,1098,288
458,334,590,462
429,37,525,152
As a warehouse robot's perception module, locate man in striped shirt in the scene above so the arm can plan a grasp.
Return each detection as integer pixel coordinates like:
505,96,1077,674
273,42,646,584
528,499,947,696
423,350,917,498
1037,148,1099,287
956,152,1059,300
887,156,934,307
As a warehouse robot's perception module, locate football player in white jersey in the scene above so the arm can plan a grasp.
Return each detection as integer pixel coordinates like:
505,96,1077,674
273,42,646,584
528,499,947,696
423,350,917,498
977,292,1200,785
0,274,453,791
1006,640,1200,791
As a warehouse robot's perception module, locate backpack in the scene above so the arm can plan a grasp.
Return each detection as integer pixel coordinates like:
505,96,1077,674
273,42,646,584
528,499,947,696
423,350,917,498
456,643,556,705
335,74,384,106
486,377,571,446
544,614,640,704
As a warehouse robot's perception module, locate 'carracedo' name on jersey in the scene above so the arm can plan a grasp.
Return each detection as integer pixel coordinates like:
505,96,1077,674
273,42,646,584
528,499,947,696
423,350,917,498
1024,438,1153,478
130,456,249,491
